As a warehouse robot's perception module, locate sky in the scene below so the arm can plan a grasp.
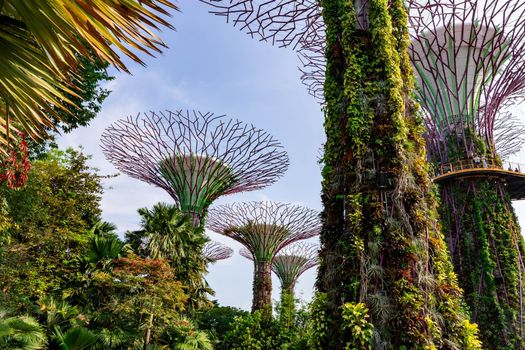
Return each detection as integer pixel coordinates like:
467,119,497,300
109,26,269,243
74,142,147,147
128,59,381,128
57,1,324,311
56,1,525,311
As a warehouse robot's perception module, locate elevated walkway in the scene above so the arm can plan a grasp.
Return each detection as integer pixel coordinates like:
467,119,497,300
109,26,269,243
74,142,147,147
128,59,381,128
432,159,525,200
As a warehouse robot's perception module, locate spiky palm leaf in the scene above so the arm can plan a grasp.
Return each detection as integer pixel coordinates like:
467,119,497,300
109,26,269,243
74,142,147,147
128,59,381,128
54,326,98,350
175,329,213,350
0,0,177,150
0,313,47,350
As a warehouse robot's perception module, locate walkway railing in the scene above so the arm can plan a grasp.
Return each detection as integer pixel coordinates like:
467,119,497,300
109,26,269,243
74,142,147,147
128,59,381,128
433,158,525,179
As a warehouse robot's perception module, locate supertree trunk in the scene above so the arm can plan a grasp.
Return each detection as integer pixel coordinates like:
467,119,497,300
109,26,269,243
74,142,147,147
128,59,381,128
316,0,479,348
279,285,296,329
441,178,525,348
252,260,272,315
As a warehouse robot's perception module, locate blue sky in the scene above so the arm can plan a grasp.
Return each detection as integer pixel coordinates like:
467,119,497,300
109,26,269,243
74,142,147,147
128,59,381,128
57,1,525,311
57,1,324,311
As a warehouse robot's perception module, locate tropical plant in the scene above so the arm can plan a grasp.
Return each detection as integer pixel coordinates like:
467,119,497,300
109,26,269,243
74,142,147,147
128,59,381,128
0,312,47,349
85,235,124,271
170,319,213,350
54,326,98,350
0,148,104,312
0,0,178,147
222,311,297,350
88,220,118,238
197,304,247,344
127,203,212,311
89,255,188,348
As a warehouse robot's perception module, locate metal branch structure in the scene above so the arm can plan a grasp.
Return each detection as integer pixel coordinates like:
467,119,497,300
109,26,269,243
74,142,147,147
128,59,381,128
207,201,321,314
199,0,500,347
409,0,525,165
200,0,525,160
101,110,289,225
240,241,318,293
408,4,525,346
203,240,234,263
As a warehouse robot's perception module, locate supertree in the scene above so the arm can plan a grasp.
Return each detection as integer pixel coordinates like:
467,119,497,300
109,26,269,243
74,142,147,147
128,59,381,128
203,240,234,263
200,1,481,348
292,3,525,344
407,2,525,347
101,109,289,226
240,242,317,325
206,201,320,316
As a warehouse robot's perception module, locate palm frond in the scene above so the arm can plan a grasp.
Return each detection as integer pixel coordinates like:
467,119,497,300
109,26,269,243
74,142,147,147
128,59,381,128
0,0,177,150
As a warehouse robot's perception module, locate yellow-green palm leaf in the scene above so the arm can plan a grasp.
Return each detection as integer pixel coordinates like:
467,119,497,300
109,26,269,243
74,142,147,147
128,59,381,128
0,0,177,151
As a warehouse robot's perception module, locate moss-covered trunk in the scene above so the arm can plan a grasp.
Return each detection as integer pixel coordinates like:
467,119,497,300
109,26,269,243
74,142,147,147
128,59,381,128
315,0,480,348
279,286,295,329
441,178,525,348
252,260,272,316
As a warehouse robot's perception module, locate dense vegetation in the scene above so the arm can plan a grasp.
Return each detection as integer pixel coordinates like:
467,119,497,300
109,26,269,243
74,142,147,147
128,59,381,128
0,148,322,349
436,134,525,348
316,0,479,347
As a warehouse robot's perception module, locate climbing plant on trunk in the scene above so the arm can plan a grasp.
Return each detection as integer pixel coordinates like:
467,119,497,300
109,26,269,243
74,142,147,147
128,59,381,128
315,0,480,347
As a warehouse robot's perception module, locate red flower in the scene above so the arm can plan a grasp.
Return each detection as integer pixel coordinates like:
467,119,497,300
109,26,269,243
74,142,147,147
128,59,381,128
0,131,31,190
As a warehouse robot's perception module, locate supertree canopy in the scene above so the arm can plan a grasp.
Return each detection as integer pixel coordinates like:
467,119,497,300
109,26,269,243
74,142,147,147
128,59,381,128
202,240,234,263
408,3,525,346
409,1,525,166
207,201,320,315
241,242,318,327
201,1,525,161
240,241,317,294
101,110,289,225
200,0,483,348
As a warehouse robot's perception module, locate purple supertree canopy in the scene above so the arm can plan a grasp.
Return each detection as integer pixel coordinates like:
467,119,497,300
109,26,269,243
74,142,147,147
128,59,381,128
101,110,289,217
206,201,321,261
240,241,318,291
203,240,234,263
409,0,525,163
200,0,525,161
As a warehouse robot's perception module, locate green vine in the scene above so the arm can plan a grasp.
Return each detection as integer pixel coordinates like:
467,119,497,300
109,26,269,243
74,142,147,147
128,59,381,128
440,179,525,348
317,0,480,347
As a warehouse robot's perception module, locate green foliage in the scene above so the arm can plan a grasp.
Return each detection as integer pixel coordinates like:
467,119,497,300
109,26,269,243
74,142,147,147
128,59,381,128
459,320,482,350
126,203,212,312
278,292,296,330
317,0,479,347
0,148,104,311
0,148,103,240
223,311,289,350
440,179,525,348
54,326,98,350
306,292,328,350
27,54,112,160
340,303,373,350
88,255,188,347
196,304,248,347
167,319,213,350
0,312,47,350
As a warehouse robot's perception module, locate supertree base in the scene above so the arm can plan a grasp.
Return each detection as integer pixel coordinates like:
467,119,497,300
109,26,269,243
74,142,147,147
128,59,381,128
440,178,525,348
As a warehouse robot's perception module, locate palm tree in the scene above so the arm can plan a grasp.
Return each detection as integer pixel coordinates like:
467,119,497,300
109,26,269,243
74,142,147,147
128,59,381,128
54,326,98,350
85,235,124,271
130,203,212,311
88,220,117,238
0,312,47,349
0,0,178,149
